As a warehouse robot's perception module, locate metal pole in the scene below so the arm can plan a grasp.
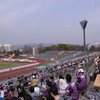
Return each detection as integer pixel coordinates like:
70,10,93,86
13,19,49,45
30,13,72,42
83,29,86,52
80,20,88,52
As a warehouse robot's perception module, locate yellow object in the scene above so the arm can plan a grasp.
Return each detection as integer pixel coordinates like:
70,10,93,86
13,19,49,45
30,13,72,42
10,54,15,58
31,79,37,86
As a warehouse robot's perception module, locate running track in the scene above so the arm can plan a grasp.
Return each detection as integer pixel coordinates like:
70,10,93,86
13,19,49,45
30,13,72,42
0,58,46,81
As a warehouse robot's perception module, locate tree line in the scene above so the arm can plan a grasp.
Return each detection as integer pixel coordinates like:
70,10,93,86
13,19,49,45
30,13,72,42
37,44,100,54
0,44,100,57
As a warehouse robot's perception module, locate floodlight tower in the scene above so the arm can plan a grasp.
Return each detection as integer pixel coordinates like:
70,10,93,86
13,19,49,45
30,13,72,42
80,20,88,52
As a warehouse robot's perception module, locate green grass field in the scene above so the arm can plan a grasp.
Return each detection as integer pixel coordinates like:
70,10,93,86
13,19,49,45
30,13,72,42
0,62,30,69
0,60,57,70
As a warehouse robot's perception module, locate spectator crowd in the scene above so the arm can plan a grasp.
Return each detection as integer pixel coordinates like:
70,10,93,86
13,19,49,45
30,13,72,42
0,53,98,100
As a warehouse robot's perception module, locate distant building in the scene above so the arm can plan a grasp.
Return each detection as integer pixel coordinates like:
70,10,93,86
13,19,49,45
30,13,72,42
33,46,35,55
87,42,100,49
0,44,14,52
19,48,23,52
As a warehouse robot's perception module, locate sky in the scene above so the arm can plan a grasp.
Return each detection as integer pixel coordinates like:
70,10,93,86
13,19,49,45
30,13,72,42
0,0,100,45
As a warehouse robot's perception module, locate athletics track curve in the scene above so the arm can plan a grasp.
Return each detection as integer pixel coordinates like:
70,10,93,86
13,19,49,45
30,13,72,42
0,58,46,81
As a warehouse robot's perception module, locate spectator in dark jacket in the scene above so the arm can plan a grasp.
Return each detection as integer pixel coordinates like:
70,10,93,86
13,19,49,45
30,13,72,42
50,76,59,88
12,97,19,100
46,80,55,100
51,87,64,100
17,86,26,98
23,94,32,100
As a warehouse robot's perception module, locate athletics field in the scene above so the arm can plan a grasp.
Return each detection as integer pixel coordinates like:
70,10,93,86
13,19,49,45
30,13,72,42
0,58,57,82
0,58,46,81
0,62,30,69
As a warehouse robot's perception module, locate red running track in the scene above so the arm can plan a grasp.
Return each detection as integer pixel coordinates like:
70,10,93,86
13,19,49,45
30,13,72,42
0,59,46,75
0,58,46,81
0,68,37,81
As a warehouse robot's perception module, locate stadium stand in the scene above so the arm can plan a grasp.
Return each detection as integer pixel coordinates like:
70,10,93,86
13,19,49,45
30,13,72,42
0,52,100,100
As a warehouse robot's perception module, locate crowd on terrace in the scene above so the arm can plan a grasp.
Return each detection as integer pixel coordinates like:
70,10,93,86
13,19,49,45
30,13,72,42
35,51,77,59
0,53,99,100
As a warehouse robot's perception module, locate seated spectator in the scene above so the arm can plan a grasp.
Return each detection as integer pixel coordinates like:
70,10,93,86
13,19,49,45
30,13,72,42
65,74,79,100
31,76,37,86
6,85,11,91
0,87,4,99
39,71,45,85
12,97,19,100
57,66,61,70
8,77,12,86
50,76,59,88
76,69,87,91
13,76,17,89
45,80,55,100
29,86,38,100
34,85,40,96
23,94,32,100
58,75,68,94
7,89,14,100
17,86,26,98
51,87,64,100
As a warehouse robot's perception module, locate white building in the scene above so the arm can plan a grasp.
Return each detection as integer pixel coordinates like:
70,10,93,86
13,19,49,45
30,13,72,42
0,44,14,52
87,42,100,49
33,46,35,55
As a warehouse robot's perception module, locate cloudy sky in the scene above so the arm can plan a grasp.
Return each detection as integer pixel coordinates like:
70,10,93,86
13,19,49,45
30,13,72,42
0,0,100,45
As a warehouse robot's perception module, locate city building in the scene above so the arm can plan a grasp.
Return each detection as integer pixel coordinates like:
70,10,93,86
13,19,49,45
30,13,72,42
33,46,35,55
0,44,14,52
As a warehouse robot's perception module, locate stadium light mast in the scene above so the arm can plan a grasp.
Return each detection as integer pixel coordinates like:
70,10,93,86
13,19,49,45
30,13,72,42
80,20,88,52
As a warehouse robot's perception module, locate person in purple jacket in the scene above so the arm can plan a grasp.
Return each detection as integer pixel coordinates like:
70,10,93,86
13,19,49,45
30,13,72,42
65,74,79,100
50,76,59,88
76,69,87,91
40,71,45,85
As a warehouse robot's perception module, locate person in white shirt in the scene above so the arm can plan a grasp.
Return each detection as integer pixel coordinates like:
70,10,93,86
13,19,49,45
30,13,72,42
34,85,40,96
58,75,68,94
0,87,4,99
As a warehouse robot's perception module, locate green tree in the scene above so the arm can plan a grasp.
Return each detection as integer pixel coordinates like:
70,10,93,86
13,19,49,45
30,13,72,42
42,47,51,53
13,50,20,56
57,44,70,51
89,45,96,51
50,45,57,51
